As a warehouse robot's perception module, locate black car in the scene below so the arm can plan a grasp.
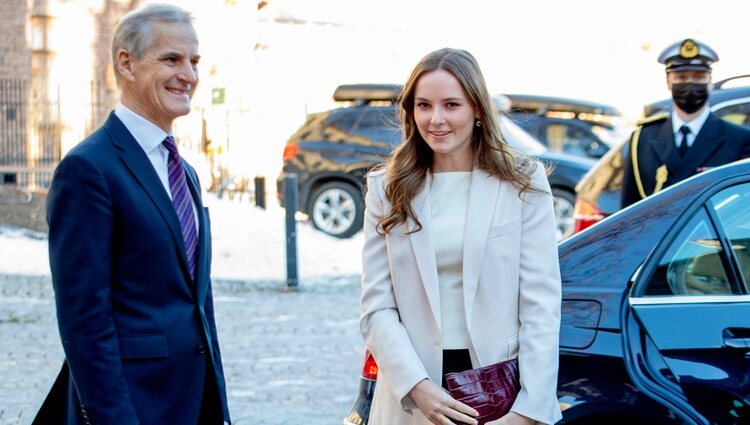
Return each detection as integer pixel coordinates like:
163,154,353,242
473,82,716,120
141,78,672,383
504,93,629,159
573,76,750,233
276,84,595,240
344,159,750,425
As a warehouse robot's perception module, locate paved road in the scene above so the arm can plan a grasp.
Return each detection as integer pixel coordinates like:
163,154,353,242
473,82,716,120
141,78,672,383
0,273,364,425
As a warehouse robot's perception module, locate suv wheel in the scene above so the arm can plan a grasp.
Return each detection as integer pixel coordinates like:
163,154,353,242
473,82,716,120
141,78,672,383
309,181,364,238
552,188,576,241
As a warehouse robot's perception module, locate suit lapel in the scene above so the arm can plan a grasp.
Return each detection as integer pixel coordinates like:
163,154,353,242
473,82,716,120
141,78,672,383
408,173,442,332
648,118,681,172
462,169,498,333
679,114,724,177
104,113,194,287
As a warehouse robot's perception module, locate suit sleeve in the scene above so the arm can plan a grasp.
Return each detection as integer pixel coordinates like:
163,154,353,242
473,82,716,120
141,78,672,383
511,165,563,424
47,154,140,424
359,173,429,412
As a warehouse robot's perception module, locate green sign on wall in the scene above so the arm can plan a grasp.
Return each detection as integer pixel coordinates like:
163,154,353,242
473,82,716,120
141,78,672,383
212,87,225,105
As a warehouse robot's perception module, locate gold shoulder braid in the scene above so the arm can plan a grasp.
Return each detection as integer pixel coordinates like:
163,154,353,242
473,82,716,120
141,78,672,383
631,112,669,199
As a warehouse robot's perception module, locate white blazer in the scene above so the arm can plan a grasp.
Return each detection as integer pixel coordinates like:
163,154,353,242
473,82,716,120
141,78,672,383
360,164,563,425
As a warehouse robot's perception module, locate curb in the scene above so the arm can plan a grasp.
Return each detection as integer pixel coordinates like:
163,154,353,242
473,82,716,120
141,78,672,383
0,273,361,298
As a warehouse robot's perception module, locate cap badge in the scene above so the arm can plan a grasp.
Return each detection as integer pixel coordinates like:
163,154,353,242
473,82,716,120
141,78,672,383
680,39,699,59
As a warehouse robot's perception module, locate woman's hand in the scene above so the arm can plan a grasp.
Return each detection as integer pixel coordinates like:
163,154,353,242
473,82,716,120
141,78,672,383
408,379,479,425
486,412,536,425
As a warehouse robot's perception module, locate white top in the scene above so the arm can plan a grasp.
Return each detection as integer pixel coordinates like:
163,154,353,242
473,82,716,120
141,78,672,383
115,103,198,229
430,171,471,349
671,107,709,149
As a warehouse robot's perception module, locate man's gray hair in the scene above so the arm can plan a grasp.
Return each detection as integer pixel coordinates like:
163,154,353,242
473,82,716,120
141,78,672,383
112,3,193,73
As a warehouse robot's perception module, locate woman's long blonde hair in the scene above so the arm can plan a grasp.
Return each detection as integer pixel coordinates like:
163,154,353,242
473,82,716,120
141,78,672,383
377,48,540,235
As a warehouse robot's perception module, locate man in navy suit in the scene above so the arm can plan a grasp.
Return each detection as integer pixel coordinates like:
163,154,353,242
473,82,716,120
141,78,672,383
622,38,750,208
34,4,230,424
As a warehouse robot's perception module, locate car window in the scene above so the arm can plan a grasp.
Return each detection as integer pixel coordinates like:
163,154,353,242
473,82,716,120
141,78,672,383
714,101,750,128
324,108,362,134
498,115,546,155
545,122,598,157
708,183,750,291
645,209,733,296
354,108,401,145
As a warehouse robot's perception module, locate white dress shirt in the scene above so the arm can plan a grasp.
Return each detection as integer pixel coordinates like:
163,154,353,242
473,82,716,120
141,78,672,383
114,103,198,229
671,107,710,149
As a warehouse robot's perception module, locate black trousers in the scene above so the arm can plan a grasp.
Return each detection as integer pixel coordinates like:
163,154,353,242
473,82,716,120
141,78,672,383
442,349,473,389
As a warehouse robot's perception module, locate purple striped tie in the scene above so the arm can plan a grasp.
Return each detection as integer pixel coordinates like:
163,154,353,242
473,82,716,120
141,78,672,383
162,136,198,280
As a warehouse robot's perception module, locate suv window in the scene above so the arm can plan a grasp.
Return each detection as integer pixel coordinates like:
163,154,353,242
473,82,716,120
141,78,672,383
325,108,362,135
353,108,400,145
644,183,750,296
545,121,602,157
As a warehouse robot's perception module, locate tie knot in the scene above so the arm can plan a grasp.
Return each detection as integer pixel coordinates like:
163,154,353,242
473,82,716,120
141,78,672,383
679,125,691,136
162,135,179,157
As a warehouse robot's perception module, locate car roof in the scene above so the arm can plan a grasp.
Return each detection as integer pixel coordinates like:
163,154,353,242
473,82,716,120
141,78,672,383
561,159,750,290
503,93,623,116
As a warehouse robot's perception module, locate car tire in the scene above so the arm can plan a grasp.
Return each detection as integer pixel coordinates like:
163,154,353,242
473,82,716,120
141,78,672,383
552,188,576,241
308,181,364,239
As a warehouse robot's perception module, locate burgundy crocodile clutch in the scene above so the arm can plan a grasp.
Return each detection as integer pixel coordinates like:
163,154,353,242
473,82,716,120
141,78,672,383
444,357,520,425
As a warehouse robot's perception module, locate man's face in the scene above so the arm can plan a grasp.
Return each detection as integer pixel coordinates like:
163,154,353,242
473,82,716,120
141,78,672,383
666,70,711,90
122,22,200,131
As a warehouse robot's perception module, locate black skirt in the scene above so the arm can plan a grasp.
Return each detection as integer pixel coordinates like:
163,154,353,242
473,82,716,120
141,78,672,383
442,349,472,389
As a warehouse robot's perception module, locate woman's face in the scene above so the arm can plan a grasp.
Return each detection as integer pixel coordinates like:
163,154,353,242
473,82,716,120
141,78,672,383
413,69,478,171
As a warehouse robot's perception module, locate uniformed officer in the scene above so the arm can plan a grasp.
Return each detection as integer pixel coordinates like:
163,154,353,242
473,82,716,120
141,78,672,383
621,38,750,208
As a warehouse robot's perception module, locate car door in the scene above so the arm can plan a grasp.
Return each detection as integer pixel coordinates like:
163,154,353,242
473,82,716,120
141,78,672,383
623,182,750,424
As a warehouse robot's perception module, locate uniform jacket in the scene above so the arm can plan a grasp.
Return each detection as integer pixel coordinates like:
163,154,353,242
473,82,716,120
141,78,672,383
34,112,230,425
360,164,563,425
622,112,750,208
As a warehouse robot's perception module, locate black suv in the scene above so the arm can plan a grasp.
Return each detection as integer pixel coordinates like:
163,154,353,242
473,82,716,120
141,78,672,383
573,75,750,233
504,93,629,159
276,84,596,240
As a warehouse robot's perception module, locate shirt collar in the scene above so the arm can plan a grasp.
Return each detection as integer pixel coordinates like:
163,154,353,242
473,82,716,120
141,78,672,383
114,103,171,154
671,107,710,136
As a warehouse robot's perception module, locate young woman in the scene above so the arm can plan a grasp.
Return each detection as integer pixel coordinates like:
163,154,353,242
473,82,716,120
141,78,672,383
360,48,562,425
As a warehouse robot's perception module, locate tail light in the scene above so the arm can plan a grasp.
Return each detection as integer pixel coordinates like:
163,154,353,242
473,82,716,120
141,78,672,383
573,197,606,234
282,144,300,162
362,347,379,380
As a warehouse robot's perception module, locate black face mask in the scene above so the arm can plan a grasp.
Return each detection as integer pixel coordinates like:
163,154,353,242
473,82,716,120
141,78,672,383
671,82,709,113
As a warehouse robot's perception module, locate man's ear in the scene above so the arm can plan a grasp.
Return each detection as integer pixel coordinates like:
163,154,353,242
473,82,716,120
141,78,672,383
116,49,136,82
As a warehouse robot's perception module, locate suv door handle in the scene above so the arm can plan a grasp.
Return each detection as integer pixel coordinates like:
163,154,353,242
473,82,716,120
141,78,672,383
722,328,750,350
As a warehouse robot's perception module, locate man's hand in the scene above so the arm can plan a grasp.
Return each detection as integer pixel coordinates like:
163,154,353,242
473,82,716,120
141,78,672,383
408,379,478,425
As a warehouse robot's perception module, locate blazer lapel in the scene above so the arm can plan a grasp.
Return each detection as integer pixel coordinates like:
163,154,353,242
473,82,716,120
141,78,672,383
408,173,442,332
104,113,193,286
462,169,499,333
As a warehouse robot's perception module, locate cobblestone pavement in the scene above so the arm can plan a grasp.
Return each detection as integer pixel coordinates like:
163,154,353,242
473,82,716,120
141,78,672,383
0,273,365,425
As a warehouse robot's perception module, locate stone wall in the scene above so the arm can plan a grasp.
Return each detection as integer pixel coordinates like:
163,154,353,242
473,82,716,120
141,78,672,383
0,186,48,233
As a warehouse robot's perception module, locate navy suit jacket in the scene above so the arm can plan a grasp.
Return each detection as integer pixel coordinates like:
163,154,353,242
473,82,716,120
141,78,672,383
35,112,230,424
622,112,750,208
